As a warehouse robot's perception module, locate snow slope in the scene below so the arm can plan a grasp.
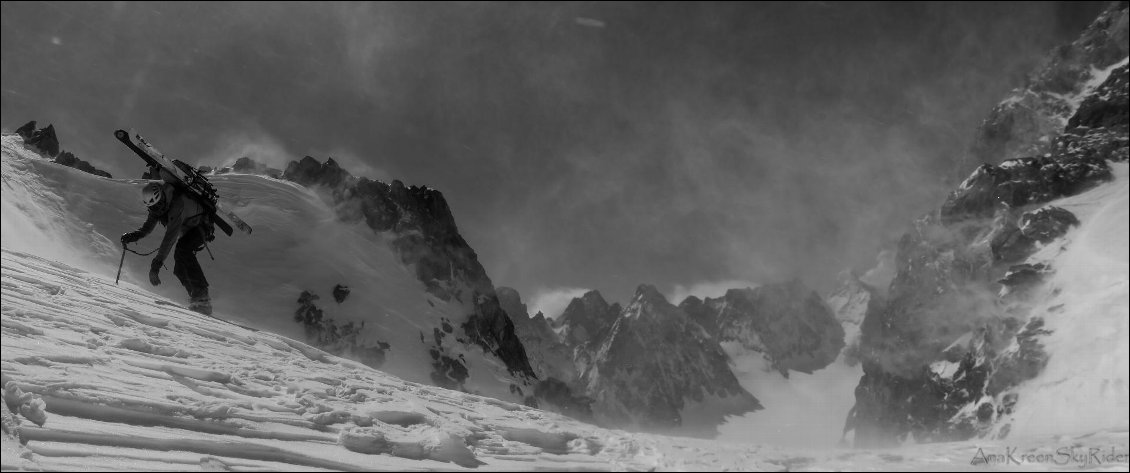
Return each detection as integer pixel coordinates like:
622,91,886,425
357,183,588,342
1,134,520,403
1002,163,1130,439
4,247,1127,471
2,133,1128,470
716,344,862,449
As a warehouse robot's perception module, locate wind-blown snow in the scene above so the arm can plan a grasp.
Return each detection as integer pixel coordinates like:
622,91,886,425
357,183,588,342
4,247,1126,471
1002,163,1130,439
1,134,518,402
716,343,862,449
3,135,1129,470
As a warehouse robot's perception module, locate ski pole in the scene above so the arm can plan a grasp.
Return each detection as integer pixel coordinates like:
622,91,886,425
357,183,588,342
115,243,127,285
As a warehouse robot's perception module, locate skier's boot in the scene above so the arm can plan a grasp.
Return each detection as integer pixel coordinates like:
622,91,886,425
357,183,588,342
188,294,212,316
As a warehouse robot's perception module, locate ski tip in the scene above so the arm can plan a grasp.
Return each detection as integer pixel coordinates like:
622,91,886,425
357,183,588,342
114,129,128,140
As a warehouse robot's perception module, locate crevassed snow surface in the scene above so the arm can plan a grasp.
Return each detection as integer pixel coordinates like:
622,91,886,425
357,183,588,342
3,135,1128,470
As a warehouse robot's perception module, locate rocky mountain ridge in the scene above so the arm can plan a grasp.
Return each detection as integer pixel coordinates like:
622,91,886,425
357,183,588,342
845,1,1129,447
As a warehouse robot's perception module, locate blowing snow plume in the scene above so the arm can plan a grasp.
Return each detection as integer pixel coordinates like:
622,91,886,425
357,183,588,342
846,2,1128,447
1,133,537,411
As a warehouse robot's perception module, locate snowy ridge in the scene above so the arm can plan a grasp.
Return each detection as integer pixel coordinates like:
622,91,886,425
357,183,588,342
0,134,526,403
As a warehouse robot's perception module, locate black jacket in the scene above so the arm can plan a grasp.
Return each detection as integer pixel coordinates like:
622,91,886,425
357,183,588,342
133,183,208,265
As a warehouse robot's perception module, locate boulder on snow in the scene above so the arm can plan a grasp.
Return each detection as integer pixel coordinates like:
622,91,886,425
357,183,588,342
1018,206,1079,243
332,284,351,303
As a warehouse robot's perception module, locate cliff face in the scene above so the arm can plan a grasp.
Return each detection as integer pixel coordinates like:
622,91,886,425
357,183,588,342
847,4,1129,447
496,287,595,420
14,120,112,178
282,156,535,383
679,282,845,376
585,285,761,432
970,2,1128,164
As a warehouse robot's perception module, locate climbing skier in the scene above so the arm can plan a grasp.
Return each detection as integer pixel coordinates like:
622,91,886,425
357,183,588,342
121,181,215,315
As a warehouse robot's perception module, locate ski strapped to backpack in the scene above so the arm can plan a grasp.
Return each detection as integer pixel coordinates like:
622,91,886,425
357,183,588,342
114,129,252,236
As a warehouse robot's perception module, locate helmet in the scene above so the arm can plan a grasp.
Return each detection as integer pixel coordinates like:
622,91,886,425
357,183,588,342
141,182,164,208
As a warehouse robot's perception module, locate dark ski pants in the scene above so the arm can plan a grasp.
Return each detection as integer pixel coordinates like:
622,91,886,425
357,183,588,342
173,228,209,300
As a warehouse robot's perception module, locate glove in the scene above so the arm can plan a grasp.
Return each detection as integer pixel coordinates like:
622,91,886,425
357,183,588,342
121,231,142,245
149,259,162,286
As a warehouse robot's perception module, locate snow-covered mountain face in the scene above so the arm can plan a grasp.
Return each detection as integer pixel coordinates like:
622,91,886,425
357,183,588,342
846,3,1129,448
280,156,535,386
553,290,622,347
679,282,845,377
826,271,881,365
495,287,592,420
1,134,535,407
503,279,847,436
9,249,1121,470
970,2,1128,165
586,285,761,434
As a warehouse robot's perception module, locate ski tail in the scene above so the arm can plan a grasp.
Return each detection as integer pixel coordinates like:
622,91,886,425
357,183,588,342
213,214,234,236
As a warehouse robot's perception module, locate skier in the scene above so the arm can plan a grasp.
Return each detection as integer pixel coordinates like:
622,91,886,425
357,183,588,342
121,181,215,315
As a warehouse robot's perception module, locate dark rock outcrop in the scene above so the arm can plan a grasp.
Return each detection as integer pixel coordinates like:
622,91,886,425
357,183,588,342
332,284,351,303
280,156,536,381
1068,64,1129,131
997,263,1050,291
213,156,284,178
970,2,1128,164
679,281,845,376
498,288,571,379
848,4,1127,446
54,151,112,178
554,290,621,347
15,121,36,140
586,285,760,431
24,124,59,157
283,156,353,190
16,121,112,178
293,290,390,368
940,157,1110,221
1018,206,1080,243
496,287,594,419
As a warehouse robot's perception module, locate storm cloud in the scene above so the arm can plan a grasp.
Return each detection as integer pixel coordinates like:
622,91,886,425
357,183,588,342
1,1,1106,306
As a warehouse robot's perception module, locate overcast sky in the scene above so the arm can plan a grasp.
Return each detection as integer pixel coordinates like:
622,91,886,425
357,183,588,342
1,1,1106,313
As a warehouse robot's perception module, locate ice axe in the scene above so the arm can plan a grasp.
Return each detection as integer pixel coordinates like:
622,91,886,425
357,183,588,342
116,243,127,285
